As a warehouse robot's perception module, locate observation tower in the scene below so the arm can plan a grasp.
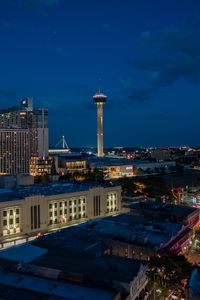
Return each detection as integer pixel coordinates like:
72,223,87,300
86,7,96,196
93,91,107,157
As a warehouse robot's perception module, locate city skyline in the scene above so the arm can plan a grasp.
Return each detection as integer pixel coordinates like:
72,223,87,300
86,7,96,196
1,0,200,147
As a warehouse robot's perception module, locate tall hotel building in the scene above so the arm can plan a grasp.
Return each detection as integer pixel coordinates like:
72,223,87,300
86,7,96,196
0,98,48,174
0,129,30,174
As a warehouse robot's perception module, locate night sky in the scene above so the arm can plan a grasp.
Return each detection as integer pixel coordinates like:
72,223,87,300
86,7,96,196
1,0,200,147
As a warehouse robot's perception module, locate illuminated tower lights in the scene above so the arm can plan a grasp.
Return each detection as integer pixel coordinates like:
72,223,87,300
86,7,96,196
93,91,107,157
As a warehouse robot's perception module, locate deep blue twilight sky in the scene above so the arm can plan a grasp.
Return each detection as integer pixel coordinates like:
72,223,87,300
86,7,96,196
1,0,200,147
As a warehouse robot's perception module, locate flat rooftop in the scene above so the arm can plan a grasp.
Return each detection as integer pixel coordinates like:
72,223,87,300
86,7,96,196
129,199,197,217
0,270,115,300
86,216,182,248
30,225,147,286
0,181,118,201
31,210,186,252
87,157,174,167
32,249,145,284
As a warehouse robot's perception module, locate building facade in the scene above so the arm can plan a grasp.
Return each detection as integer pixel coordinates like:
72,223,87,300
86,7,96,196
0,129,30,174
30,156,55,176
0,98,48,158
0,184,121,245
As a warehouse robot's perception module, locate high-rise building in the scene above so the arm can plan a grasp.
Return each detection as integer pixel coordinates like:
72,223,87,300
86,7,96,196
0,129,30,174
0,98,48,157
93,91,107,157
0,98,49,175
21,97,33,111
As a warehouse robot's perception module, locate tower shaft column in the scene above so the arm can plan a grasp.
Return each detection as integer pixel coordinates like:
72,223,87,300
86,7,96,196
97,103,103,157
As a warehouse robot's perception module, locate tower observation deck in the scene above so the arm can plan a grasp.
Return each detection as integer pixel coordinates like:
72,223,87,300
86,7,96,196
93,91,107,157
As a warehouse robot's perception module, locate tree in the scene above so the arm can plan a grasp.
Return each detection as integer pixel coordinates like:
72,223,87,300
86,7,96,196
195,229,200,241
147,253,192,291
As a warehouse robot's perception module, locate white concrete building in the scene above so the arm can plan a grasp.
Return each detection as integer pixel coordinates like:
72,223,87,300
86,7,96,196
0,182,121,246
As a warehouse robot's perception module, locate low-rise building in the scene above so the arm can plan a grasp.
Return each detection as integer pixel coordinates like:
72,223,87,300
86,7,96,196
129,200,200,228
0,182,121,246
88,158,176,179
80,200,199,260
0,226,148,300
53,154,87,175
30,156,55,176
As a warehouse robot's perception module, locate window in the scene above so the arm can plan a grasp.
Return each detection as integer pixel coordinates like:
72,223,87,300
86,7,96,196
16,209,19,214
79,207,81,212
125,248,128,257
70,208,72,213
83,206,85,211
54,203,57,208
10,210,13,215
65,201,67,206
60,210,63,215
49,220,53,225
74,207,76,213
78,199,81,204
60,202,62,207
79,214,81,219
54,211,57,216
49,203,52,209
69,201,72,206
10,219,13,225
16,217,19,223
74,200,76,205
64,209,67,214
49,211,52,217
3,211,7,217
54,219,57,223
3,220,7,226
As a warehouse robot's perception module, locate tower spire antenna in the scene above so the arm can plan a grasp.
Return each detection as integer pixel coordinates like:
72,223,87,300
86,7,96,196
98,77,102,93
